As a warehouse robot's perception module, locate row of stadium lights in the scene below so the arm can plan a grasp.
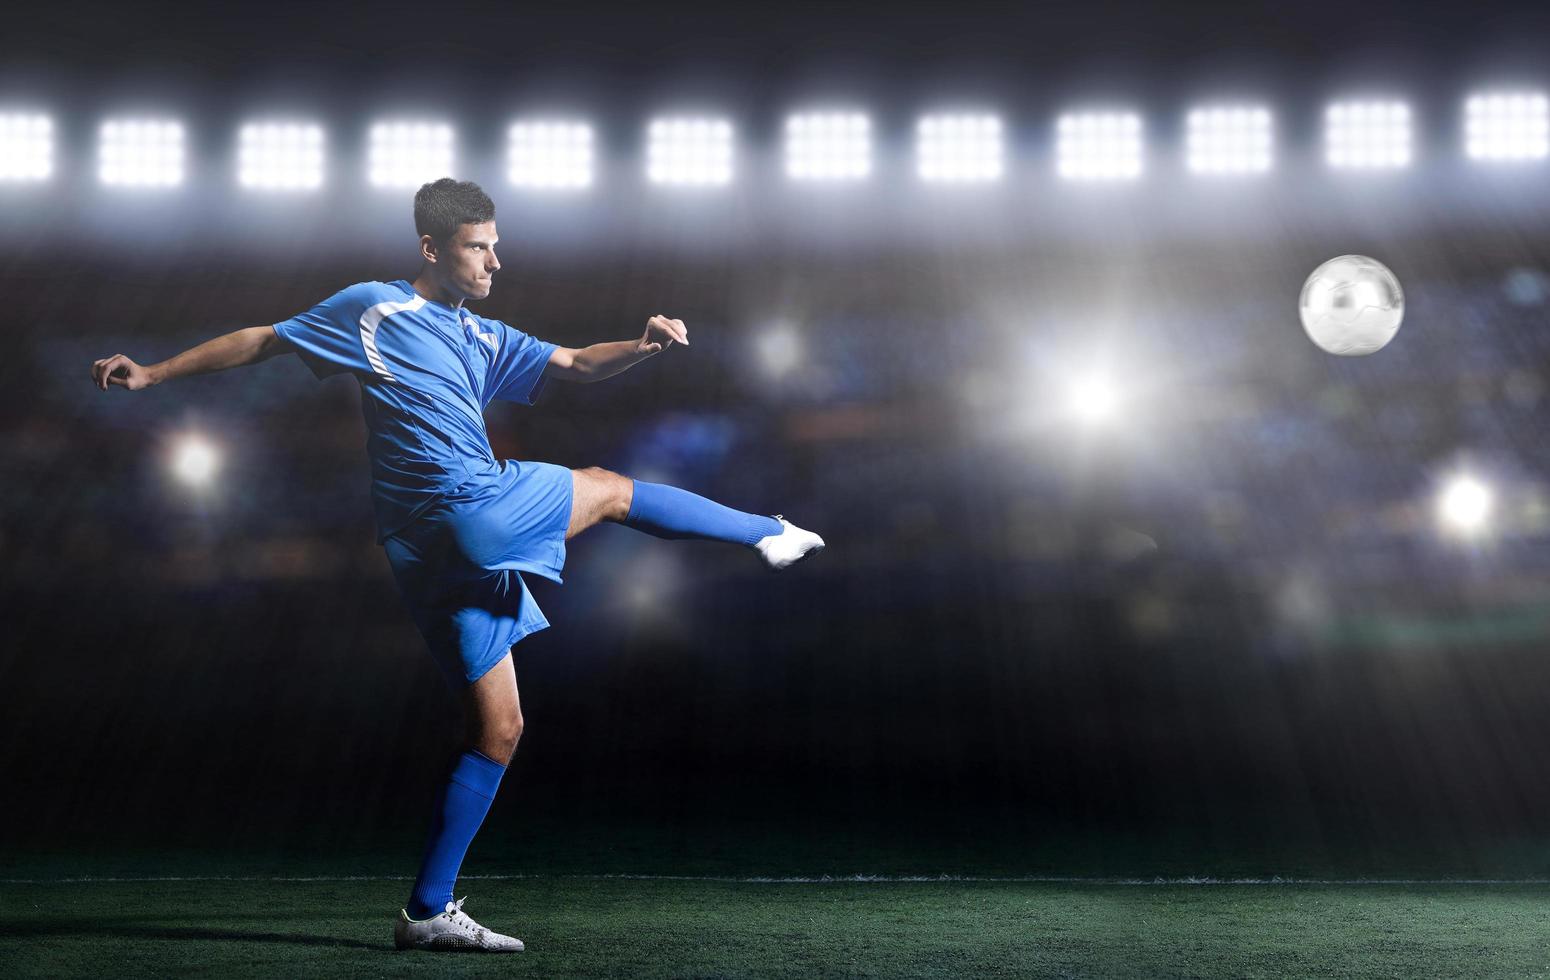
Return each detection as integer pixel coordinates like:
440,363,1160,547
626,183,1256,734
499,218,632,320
0,94,1546,188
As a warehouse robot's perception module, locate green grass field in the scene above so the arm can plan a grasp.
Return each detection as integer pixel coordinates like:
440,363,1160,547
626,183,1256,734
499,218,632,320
7,818,1549,977
4,874,1548,978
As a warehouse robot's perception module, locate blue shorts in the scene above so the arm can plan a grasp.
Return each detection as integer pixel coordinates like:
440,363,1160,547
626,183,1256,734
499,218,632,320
383,459,574,688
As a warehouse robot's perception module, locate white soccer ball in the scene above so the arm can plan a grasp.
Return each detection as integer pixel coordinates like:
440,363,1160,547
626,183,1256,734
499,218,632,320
1298,254,1405,356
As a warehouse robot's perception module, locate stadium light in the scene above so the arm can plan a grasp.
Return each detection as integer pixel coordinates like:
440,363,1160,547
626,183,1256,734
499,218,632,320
916,113,1004,183
0,113,53,182
1325,100,1412,170
172,434,221,488
368,120,454,189
1185,105,1273,175
1055,111,1144,181
756,324,803,378
237,121,325,191
1065,370,1122,425
784,111,872,181
508,120,594,189
1464,91,1549,162
646,117,733,187
99,117,185,187
620,551,685,625
1437,473,1494,538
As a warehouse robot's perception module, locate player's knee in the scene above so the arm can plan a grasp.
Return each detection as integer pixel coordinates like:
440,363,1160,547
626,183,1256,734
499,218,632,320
478,714,523,764
580,466,632,522
497,712,524,754
470,709,524,761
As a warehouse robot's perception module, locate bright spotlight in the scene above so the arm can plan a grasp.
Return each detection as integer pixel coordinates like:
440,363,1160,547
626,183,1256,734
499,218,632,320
1325,100,1412,170
756,324,802,378
172,435,221,487
1055,111,1144,181
99,118,185,187
368,120,454,189
646,116,733,187
784,111,871,181
0,113,52,182
1437,474,1494,537
915,113,1004,183
237,121,325,190
1464,91,1549,162
614,550,686,635
1065,371,1122,425
1185,105,1273,175
508,120,594,189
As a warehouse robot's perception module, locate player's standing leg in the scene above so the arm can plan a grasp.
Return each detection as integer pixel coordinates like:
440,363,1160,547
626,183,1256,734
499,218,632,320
567,466,825,568
395,653,525,952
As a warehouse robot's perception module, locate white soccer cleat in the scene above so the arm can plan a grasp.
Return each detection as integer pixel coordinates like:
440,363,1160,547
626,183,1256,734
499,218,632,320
394,897,525,952
754,515,825,570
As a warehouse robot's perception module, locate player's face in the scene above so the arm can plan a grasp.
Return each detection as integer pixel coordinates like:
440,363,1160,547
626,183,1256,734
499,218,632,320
443,221,500,301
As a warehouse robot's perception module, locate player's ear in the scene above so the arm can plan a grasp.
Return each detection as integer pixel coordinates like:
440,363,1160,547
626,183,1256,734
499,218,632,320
419,234,439,264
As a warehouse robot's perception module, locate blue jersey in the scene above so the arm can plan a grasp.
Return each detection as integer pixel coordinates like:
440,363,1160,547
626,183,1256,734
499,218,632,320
272,279,558,543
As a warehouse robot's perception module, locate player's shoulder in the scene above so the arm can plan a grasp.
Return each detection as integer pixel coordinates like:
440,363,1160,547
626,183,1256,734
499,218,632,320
478,312,542,341
478,311,512,333
337,279,415,307
299,281,422,326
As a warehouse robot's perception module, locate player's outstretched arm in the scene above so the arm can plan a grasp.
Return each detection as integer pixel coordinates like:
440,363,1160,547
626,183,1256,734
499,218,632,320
90,325,286,392
545,314,689,383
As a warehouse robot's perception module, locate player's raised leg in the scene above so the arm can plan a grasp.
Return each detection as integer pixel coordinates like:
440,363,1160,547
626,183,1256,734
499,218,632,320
566,466,825,569
395,653,525,952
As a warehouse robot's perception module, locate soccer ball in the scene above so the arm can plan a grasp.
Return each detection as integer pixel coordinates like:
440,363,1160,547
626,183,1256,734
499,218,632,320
1298,254,1405,356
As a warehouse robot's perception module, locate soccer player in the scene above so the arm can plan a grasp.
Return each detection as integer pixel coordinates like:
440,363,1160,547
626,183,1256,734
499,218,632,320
88,177,824,953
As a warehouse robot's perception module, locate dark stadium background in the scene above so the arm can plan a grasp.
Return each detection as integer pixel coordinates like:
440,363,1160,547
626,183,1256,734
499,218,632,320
4,1,1550,879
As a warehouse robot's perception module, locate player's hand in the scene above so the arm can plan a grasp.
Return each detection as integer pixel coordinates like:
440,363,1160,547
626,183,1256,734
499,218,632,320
91,354,154,392
639,314,688,356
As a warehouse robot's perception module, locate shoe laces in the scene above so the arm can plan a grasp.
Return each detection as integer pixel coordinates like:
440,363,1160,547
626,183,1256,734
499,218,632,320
445,897,489,939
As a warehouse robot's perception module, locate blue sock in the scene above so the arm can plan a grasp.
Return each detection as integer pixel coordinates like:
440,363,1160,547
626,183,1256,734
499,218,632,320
623,480,782,547
405,749,507,920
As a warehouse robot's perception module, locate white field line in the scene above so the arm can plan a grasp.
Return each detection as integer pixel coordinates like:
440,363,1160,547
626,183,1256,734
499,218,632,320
2,873,1548,885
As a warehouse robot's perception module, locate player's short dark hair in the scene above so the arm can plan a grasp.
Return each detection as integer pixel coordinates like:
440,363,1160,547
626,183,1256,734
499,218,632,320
414,178,495,243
